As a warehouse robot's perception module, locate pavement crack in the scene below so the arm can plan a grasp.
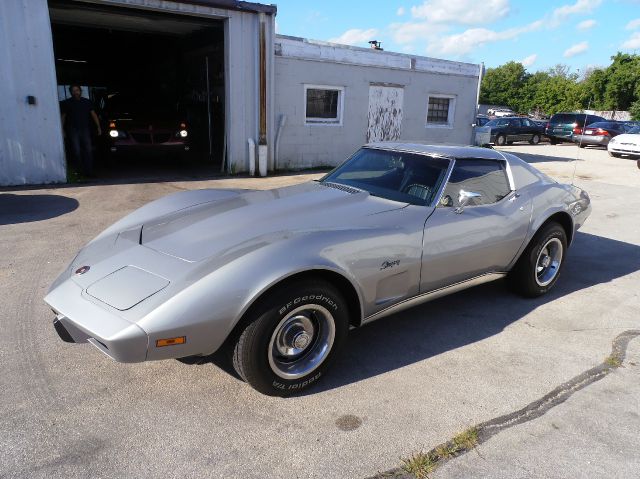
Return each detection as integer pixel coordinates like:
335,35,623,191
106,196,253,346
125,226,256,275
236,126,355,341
369,329,640,479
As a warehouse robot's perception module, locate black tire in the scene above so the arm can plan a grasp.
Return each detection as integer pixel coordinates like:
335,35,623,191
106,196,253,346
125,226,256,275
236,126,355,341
508,222,567,298
578,143,586,148
232,279,349,396
495,134,507,146
608,151,621,158
529,134,540,145
549,138,559,145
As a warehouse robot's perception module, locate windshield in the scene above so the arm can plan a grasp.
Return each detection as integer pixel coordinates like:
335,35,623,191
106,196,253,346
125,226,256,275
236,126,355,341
321,148,450,206
105,92,179,117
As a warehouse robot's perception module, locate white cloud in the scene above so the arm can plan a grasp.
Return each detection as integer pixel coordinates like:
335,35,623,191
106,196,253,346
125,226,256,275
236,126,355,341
563,41,589,58
328,28,379,46
427,21,542,56
550,0,602,27
626,18,640,30
397,6,406,16
520,54,538,67
389,21,448,44
622,31,640,49
410,0,510,25
576,19,596,30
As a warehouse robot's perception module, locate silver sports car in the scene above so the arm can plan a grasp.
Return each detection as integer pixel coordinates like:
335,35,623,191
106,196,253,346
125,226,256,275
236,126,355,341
45,143,591,396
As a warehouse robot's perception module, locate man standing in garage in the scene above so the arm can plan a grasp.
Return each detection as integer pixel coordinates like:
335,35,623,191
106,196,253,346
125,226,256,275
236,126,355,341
60,85,101,177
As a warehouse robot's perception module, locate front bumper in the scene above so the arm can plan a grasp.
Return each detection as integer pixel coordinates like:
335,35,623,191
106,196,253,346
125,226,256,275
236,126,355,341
46,279,149,362
609,143,640,157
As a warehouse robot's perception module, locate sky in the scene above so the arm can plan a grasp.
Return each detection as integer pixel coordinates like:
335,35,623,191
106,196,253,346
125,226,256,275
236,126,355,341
272,0,640,72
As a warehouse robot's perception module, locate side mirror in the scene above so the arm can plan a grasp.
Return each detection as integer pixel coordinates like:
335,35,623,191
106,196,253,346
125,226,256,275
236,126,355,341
455,189,482,214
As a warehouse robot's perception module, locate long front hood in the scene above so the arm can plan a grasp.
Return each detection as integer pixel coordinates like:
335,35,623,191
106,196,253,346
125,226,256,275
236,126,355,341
141,182,405,262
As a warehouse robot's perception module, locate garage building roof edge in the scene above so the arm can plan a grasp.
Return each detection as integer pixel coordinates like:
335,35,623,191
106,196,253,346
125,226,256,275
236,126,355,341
178,0,276,14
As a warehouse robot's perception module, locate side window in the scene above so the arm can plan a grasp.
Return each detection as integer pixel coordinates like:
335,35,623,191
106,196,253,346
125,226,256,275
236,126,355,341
440,159,512,207
510,119,522,127
521,119,532,127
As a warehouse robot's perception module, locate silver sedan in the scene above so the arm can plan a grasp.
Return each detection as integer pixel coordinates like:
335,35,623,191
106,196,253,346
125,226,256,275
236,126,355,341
45,143,591,396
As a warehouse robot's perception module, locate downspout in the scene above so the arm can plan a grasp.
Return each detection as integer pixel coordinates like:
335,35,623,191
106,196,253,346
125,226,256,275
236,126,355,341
472,62,485,145
248,138,256,176
258,13,268,177
274,114,287,171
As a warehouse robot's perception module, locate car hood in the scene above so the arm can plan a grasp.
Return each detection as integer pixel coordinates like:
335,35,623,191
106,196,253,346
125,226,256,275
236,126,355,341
612,134,640,145
140,182,406,262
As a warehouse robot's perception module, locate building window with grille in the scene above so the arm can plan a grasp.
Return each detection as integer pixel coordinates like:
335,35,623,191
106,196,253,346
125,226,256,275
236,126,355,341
304,85,344,125
426,95,455,128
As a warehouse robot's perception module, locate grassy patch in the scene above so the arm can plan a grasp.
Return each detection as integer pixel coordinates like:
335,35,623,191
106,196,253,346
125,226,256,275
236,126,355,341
400,427,480,477
401,451,437,479
605,355,622,368
452,427,479,452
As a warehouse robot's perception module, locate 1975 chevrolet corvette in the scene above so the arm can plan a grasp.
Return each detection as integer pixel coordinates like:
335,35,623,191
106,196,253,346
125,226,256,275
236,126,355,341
45,144,591,396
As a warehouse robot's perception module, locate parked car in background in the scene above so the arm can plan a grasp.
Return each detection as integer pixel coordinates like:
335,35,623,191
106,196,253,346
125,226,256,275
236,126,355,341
544,113,606,144
608,126,640,158
486,117,544,146
476,115,490,127
493,108,516,118
44,143,591,396
573,121,629,148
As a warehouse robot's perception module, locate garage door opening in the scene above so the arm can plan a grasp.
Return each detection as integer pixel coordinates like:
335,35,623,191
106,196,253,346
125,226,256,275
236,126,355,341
49,1,225,181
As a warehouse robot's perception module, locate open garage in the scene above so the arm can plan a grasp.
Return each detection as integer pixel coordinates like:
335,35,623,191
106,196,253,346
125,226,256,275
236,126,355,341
0,0,276,185
50,1,226,179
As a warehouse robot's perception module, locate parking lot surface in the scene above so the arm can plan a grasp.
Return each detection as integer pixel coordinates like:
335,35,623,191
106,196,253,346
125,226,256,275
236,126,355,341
1,144,638,478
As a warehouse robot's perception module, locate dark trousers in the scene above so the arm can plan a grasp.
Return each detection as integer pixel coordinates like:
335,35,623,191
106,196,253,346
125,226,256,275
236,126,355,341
67,128,93,175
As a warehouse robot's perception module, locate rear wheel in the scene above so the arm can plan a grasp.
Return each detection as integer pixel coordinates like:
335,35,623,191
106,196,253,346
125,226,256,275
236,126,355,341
529,134,540,145
509,222,567,298
495,134,507,146
549,138,559,145
232,280,349,396
578,142,586,148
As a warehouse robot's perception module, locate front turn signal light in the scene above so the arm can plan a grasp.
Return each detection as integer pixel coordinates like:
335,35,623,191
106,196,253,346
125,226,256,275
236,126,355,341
156,336,186,347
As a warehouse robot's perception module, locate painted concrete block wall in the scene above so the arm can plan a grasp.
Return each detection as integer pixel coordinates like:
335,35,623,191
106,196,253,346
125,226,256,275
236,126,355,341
274,56,480,170
0,0,66,186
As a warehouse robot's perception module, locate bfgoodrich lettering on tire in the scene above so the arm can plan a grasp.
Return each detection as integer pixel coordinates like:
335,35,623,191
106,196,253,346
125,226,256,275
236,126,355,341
508,222,567,298
232,279,349,396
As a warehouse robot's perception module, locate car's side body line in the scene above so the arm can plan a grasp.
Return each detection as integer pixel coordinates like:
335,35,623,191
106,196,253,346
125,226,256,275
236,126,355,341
362,272,507,324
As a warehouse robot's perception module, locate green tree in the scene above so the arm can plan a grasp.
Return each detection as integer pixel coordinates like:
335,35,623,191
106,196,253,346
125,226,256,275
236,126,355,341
602,53,640,111
480,61,529,111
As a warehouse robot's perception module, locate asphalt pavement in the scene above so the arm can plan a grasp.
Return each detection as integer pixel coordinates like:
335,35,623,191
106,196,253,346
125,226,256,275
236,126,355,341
1,143,638,478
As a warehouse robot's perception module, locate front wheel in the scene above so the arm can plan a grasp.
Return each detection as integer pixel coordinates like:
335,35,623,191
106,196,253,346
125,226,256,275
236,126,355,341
495,134,507,146
232,280,349,396
608,151,621,158
529,134,540,145
549,138,559,145
508,222,567,298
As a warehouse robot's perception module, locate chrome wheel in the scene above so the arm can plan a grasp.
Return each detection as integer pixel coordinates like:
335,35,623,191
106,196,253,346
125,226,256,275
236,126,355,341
268,304,335,380
535,238,563,287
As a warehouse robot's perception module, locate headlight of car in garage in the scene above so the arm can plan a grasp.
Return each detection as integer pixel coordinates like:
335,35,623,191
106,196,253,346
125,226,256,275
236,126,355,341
109,130,127,138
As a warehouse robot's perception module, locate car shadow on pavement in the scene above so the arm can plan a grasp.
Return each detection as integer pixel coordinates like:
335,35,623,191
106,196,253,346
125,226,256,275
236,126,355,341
198,231,640,394
309,230,640,394
0,194,79,226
